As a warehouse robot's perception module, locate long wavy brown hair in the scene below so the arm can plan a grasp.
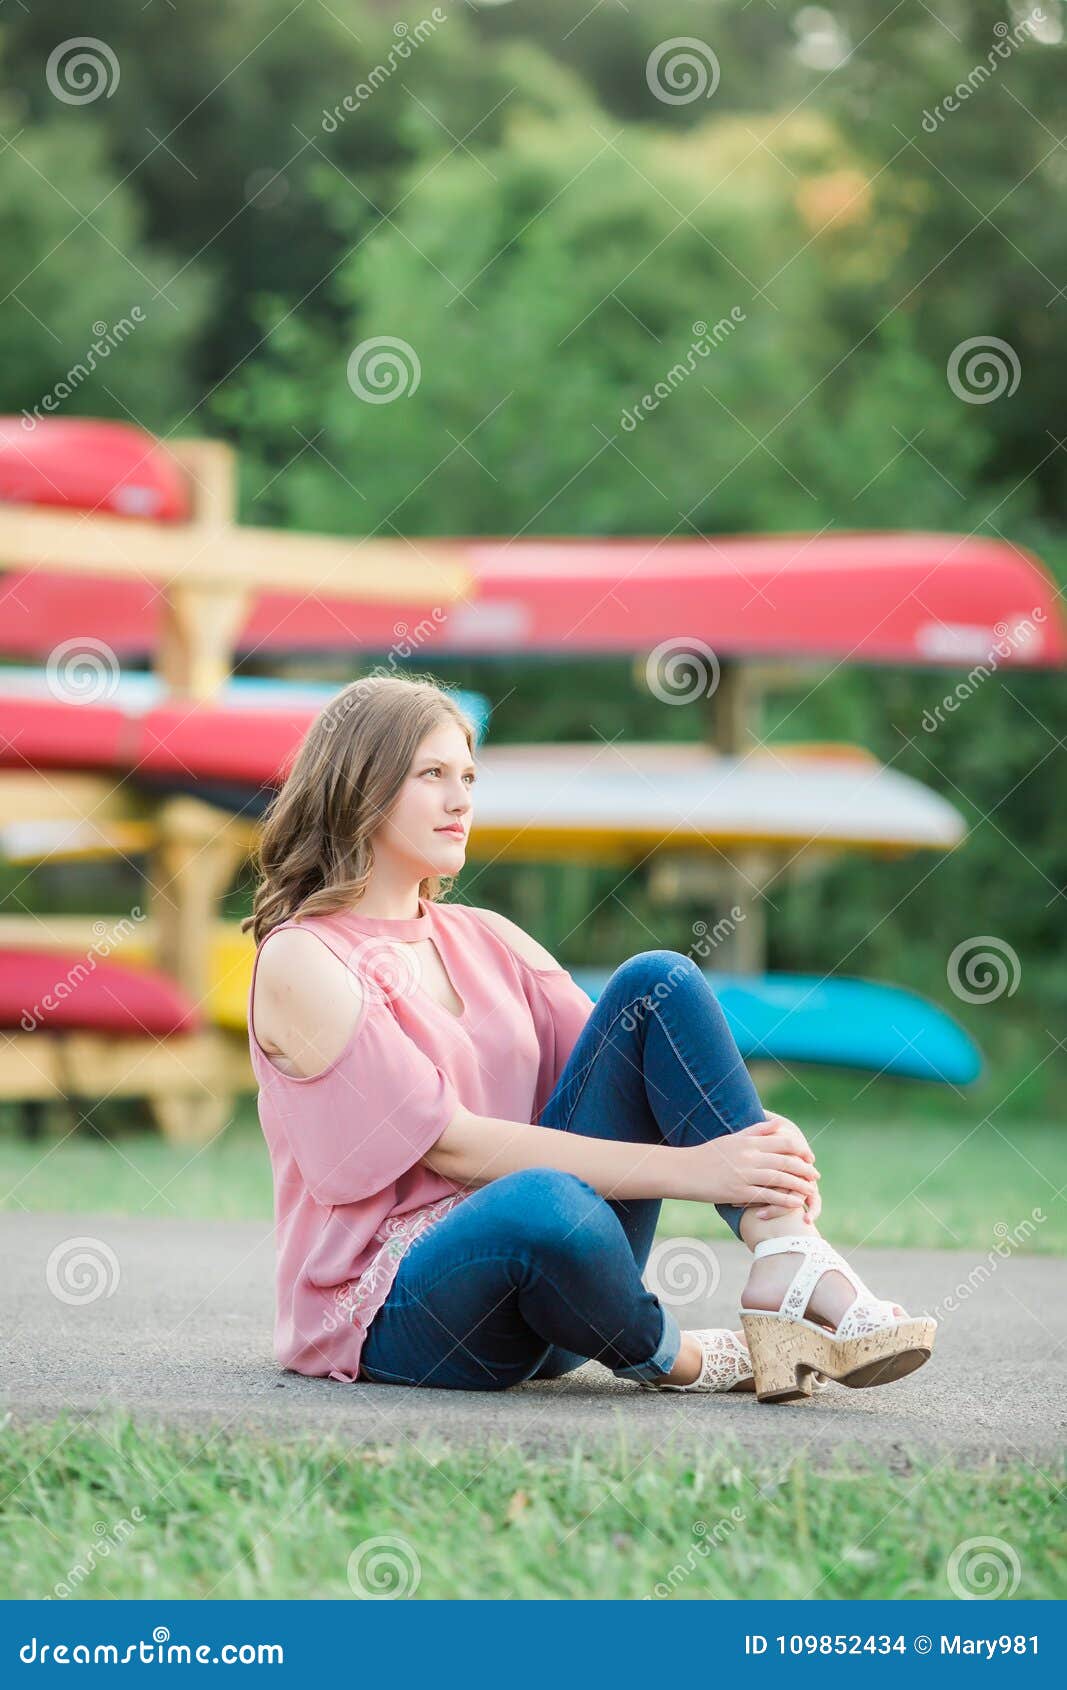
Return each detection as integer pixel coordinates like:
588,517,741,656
242,671,477,947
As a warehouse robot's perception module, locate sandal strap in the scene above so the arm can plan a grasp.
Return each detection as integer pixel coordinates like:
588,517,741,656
752,1235,903,1336
836,1294,905,1340
641,1328,752,1392
690,1328,753,1391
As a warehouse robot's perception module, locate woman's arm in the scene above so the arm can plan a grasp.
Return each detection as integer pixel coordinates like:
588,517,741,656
256,920,820,1214
431,910,819,1209
422,1104,820,1211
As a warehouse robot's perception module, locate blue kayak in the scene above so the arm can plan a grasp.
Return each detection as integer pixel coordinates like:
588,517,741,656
568,968,982,1086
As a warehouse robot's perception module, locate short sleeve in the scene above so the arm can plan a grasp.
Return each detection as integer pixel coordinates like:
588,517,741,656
283,997,461,1208
524,967,595,1121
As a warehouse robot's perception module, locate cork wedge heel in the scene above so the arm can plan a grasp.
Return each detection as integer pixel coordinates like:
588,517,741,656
739,1235,937,1404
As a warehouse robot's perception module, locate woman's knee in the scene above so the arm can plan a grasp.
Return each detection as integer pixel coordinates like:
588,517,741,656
488,1167,622,1262
607,950,702,1025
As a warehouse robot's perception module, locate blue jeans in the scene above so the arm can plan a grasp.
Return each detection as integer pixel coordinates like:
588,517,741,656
358,951,768,1390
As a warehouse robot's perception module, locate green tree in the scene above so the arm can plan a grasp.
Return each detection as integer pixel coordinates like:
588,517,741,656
214,107,1027,541
0,102,209,426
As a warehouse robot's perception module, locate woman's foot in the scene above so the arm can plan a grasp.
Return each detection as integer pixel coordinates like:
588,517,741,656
639,1328,754,1393
737,1234,936,1402
662,1328,749,1387
741,1242,905,1331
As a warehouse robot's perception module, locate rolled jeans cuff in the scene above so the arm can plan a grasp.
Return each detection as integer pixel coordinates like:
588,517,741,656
718,1201,746,1240
611,1301,682,1382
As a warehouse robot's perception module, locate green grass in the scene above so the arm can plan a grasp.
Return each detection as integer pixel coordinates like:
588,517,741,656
0,1101,275,1223
2,1097,1064,1252
1,1411,1061,1600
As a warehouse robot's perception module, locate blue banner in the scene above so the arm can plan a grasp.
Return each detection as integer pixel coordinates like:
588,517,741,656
3,1600,1062,1682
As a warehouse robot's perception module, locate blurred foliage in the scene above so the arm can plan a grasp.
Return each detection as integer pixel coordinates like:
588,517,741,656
1,0,1064,1094
0,98,210,426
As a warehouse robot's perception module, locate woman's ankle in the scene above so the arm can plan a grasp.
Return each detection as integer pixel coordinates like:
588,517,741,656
738,1207,819,1251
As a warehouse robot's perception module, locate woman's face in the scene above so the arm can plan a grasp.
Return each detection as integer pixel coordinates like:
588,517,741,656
372,720,475,878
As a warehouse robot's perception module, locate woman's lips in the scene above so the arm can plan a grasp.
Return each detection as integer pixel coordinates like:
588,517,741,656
436,826,466,838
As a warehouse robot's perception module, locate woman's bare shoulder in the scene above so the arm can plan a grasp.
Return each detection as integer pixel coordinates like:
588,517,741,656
252,924,366,1075
253,925,360,1031
255,923,350,986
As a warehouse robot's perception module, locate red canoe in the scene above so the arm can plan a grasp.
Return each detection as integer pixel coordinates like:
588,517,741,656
0,695,305,785
3,531,1062,667
1,419,1062,666
0,417,189,521
0,947,200,1035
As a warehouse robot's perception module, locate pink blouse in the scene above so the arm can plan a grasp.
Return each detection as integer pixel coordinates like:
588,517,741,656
247,895,595,1382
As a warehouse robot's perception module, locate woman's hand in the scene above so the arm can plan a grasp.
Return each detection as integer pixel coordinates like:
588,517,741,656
680,1114,821,1210
749,1111,823,1223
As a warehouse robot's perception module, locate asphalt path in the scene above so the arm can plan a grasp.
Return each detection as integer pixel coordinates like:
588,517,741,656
4,1214,1064,1470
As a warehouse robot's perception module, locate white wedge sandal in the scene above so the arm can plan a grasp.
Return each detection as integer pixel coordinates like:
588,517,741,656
739,1235,937,1403
636,1328,756,1393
